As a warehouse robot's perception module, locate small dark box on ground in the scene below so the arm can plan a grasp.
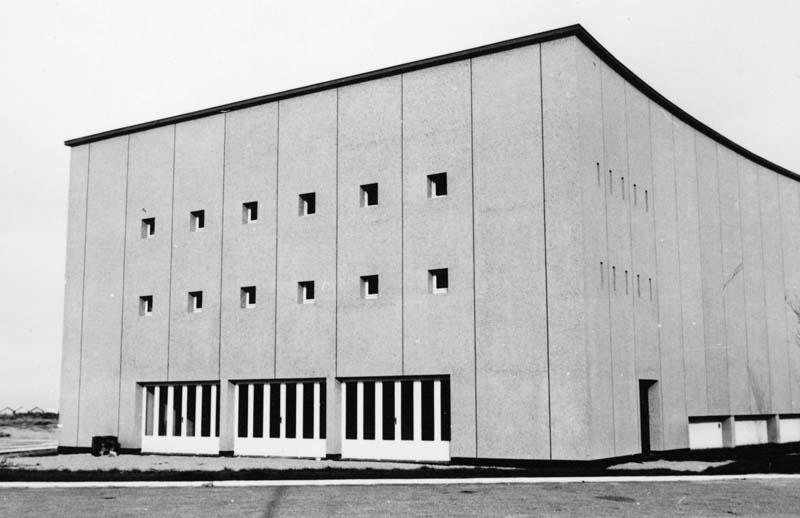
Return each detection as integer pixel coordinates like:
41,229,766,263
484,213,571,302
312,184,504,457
90,435,120,457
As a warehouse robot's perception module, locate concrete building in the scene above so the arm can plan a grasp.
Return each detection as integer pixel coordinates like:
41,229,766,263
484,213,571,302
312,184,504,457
59,25,800,462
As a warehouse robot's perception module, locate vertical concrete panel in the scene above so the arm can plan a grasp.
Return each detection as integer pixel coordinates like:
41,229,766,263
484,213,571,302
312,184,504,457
275,91,337,378
650,106,688,449
717,147,748,415
778,177,800,412
576,42,612,459
336,77,403,378
673,122,707,416
402,61,475,458
78,136,128,445
625,86,660,383
759,169,790,412
220,104,278,381
472,45,549,459
59,145,89,447
601,64,638,456
118,125,174,447
169,116,225,381
738,159,770,413
695,134,729,415
542,37,589,460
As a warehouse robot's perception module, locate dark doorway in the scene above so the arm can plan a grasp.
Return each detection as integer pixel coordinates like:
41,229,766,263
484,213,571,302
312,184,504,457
639,380,658,454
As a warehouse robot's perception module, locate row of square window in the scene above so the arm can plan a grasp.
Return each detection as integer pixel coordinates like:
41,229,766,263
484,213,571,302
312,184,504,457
140,173,448,238
137,269,450,316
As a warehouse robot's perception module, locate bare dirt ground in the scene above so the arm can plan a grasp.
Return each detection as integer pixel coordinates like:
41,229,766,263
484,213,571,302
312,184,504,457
2,454,476,472
3,479,800,517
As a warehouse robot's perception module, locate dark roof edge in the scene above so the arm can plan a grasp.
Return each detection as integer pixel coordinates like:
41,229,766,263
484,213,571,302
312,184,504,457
64,24,797,181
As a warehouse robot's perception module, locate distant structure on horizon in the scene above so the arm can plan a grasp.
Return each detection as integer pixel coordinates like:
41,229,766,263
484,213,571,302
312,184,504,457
58,24,800,462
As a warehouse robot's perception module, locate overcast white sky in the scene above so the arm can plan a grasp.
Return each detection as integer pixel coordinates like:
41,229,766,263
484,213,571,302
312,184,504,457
0,0,798,411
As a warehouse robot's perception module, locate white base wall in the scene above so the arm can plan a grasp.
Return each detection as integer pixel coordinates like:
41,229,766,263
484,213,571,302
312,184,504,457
342,439,450,462
780,418,800,443
734,419,769,446
141,435,219,455
234,438,326,458
688,421,724,449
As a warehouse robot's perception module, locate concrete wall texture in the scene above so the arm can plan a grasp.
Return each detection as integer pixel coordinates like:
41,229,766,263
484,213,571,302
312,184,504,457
60,33,800,460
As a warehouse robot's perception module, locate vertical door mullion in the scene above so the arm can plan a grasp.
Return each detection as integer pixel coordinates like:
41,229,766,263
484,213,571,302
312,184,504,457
194,384,202,438
296,383,304,440
433,380,442,442
356,381,364,441
181,385,188,437
394,381,401,441
246,384,254,439
263,383,270,440
210,385,217,437
375,381,383,441
279,383,286,438
313,382,320,440
166,385,174,437
413,380,422,442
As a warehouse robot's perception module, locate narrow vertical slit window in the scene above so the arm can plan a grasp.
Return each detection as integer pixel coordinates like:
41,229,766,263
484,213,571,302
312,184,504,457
600,261,604,287
645,189,649,212
625,270,629,295
299,192,316,216
609,170,613,193
360,183,379,207
621,177,625,200
298,281,315,304
649,277,653,301
139,295,153,316
633,184,638,206
190,210,205,231
428,268,449,294
141,217,155,238
427,172,447,198
242,201,258,223
596,162,601,187
361,275,379,299
637,274,641,298
240,286,256,308
188,291,203,313
612,266,617,292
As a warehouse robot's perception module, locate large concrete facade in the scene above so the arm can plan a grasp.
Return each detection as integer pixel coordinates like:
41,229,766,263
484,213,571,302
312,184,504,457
60,27,800,461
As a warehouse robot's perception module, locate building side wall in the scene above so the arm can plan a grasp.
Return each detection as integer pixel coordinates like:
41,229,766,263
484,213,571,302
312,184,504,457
576,38,800,457
58,145,90,447
77,136,128,446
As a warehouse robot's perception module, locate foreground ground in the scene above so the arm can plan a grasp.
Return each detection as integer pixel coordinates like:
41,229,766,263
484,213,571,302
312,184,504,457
2,479,800,517
0,415,58,453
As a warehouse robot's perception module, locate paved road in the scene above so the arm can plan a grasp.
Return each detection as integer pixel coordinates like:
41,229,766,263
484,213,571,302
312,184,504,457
2,479,800,517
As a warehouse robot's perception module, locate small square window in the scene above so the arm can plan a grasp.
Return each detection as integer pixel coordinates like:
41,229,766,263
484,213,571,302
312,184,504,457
299,192,316,216
190,210,205,231
139,295,153,316
242,201,258,224
428,268,448,294
188,291,203,313
141,217,155,239
360,183,378,207
240,286,256,308
361,275,379,299
427,173,447,198
298,281,315,304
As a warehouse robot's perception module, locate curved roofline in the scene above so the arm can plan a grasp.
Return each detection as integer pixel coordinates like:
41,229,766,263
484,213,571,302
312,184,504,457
64,24,797,181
